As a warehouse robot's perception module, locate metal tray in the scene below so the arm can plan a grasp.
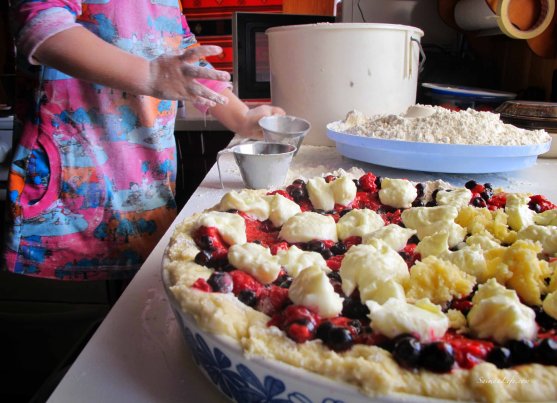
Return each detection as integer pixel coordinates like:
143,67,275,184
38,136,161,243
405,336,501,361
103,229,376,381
326,124,551,174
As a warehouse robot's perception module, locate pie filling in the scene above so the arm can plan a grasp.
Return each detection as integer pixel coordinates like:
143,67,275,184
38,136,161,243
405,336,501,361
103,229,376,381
188,172,557,374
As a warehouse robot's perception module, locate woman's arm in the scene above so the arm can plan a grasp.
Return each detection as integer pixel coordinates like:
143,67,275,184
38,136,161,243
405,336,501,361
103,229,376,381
34,26,231,107
209,88,285,138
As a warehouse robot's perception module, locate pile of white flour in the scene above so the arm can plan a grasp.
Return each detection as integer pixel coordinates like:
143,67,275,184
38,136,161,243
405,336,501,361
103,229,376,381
329,105,551,146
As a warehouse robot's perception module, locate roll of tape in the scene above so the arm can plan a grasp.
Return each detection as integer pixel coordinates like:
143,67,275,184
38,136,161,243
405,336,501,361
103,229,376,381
497,0,555,39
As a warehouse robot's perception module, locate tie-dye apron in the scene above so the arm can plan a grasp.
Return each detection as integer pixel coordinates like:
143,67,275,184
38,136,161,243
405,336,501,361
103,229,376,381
4,0,228,280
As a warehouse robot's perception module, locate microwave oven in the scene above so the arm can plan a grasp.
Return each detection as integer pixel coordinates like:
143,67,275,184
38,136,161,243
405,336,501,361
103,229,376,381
232,12,336,102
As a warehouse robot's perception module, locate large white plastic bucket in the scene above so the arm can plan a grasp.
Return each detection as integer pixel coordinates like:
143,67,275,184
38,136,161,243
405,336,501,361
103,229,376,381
267,23,424,146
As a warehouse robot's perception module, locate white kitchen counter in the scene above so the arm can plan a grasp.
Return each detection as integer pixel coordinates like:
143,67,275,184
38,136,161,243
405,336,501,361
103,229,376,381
47,145,557,403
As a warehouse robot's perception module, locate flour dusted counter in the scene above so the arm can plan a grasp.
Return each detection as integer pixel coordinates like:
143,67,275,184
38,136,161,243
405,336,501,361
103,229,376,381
46,145,557,403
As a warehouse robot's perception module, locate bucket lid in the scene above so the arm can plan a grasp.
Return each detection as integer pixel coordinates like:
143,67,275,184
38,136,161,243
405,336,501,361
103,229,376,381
266,22,424,37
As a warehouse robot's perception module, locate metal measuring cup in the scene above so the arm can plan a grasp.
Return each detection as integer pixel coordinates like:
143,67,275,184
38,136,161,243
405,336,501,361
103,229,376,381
216,141,297,189
258,115,311,156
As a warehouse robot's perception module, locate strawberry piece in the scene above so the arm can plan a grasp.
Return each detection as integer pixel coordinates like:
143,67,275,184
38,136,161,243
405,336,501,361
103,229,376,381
450,298,473,313
488,193,507,209
286,323,315,343
382,209,402,225
530,194,557,212
257,286,290,316
443,331,493,369
268,305,320,341
400,243,419,268
326,255,344,271
358,173,377,192
266,189,293,200
194,226,228,252
298,199,313,212
230,270,264,297
352,191,381,210
192,278,212,292
471,184,485,194
344,236,362,249
242,215,279,247
270,241,289,255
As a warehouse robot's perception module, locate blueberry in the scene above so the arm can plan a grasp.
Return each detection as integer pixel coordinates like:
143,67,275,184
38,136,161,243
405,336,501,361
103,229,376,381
374,176,382,189
412,199,425,207
425,200,437,207
352,179,360,188
484,182,493,190
481,188,493,201
207,272,233,293
377,206,397,215
398,251,410,261
533,306,557,330
528,200,542,213
471,196,487,208
293,179,306,185
535,338,557,365
316,321,334,343
348,319,362,334
195,250,228,269
465,180,477,190
392,336,422,369
320,249,333,260
431,188,441,201
287,183,307,201
486,346,512,368
342,296,370,320
237,289,257,307
420,342,455,373
339,209,352,217
289,187,307,202
306,240,326,253
408,235,420,244
506,339,534,365
326,327,354,352
415,183,425,198
194,250,213,266
330,242,347,256
274,273,292,288
327,271,343,294
198,235,215,251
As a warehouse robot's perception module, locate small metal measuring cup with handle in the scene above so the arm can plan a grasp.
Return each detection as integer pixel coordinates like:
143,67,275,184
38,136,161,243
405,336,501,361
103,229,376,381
217,141,297,189
258,115,310,156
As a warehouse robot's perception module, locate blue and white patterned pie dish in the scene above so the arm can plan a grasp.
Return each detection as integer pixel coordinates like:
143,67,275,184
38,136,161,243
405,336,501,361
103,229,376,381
162,269,445,403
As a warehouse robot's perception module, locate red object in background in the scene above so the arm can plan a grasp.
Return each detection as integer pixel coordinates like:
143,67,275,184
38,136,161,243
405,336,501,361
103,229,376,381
182,0,283,19
181,0,283,73
197,35,233,72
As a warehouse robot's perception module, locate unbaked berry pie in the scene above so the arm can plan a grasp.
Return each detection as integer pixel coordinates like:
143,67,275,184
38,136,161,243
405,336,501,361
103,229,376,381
163,171,557,402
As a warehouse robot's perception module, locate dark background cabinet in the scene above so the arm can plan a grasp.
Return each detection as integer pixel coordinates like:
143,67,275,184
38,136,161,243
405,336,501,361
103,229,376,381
174,129,234,210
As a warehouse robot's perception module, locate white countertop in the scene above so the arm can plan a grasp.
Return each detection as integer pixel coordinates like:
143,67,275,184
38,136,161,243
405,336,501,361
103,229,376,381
47,145,557,403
